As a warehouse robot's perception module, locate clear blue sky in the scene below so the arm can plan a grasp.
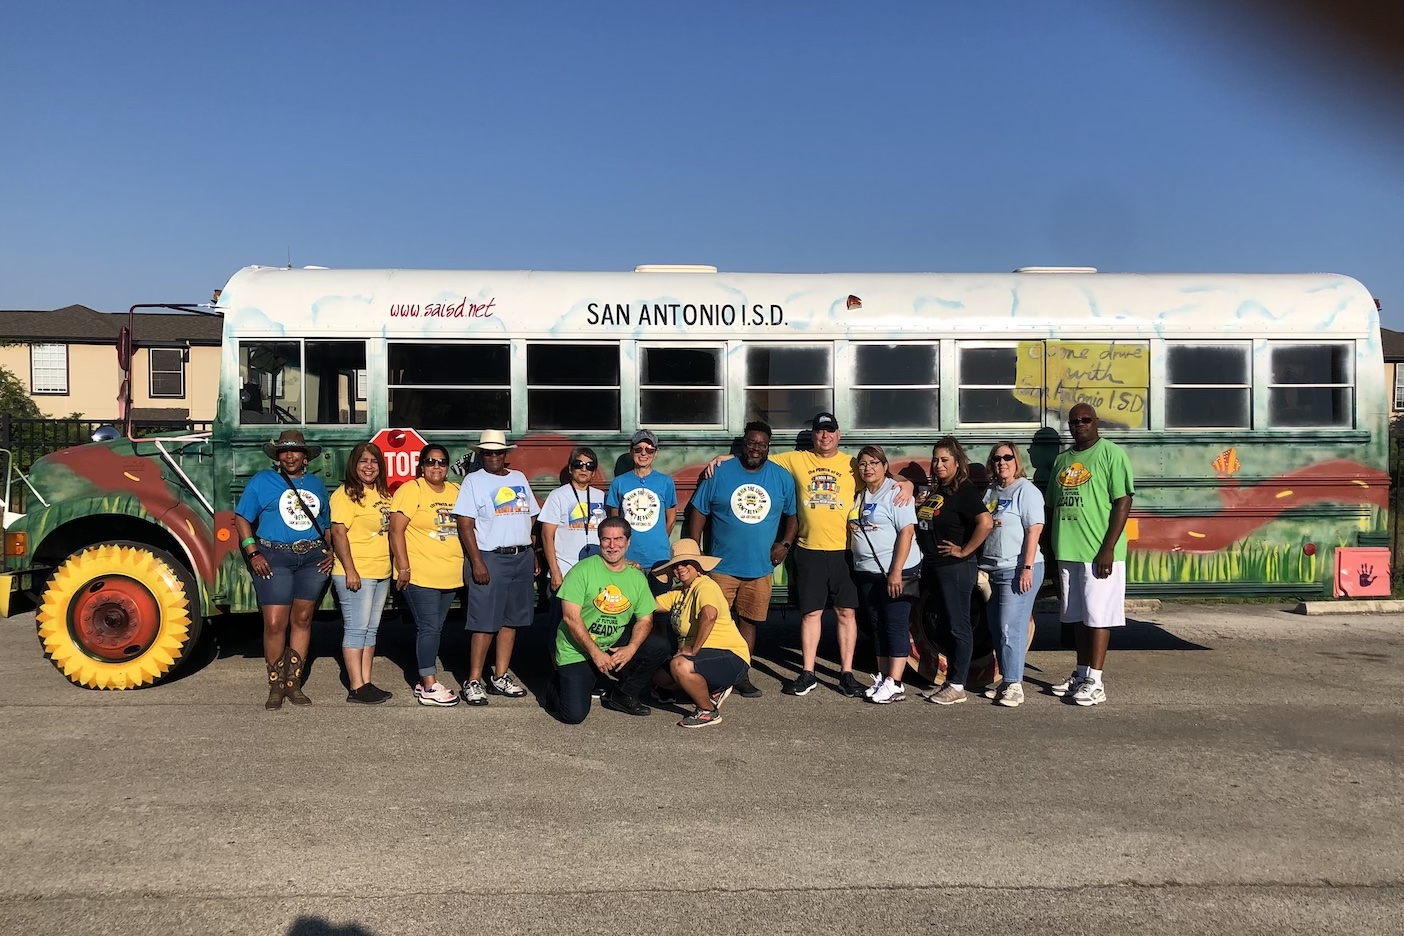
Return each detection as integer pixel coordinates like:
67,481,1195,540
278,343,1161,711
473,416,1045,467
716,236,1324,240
3,1,1401,325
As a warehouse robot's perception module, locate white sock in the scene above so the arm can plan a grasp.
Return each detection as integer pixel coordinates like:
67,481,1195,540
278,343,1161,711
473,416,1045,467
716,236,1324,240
1088,668,1103,685
1075,665,1090,679
948,683,964,691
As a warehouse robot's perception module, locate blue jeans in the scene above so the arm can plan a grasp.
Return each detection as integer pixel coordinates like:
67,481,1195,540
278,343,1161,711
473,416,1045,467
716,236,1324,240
985,563,1043,685
402,583,458,678
332,575,391,650
854,570,916,660
546,627,671,725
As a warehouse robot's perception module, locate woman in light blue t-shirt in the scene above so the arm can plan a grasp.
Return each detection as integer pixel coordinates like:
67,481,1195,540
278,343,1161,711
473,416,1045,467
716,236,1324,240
978,441,1045,708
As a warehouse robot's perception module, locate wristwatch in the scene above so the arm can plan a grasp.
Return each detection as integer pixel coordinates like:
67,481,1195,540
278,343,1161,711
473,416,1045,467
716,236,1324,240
1022,564,1033,570
779,541,792,550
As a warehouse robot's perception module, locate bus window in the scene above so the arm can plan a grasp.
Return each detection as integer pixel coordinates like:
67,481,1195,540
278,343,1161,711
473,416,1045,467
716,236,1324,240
239,341,298,424
640,345,723,427
528,343,620,431
1166,343,1251,429
852,343,938,430
958,344,1041,425
306,341,367,424
1268,343,1353,427
745,344,832,429
388,342,510,432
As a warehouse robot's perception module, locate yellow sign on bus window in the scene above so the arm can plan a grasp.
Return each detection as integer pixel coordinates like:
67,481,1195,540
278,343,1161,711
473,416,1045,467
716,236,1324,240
1015,341,1148,428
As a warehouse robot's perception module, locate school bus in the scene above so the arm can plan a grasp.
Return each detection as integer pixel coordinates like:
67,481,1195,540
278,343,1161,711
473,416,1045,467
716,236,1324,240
1,264,1388,688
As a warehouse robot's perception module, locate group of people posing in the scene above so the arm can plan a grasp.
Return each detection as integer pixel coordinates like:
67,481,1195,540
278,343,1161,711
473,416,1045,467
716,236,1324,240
235,401,1133,728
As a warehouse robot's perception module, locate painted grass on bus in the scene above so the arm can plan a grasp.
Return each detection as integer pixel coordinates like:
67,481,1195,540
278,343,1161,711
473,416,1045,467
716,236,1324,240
1128,539,1320,585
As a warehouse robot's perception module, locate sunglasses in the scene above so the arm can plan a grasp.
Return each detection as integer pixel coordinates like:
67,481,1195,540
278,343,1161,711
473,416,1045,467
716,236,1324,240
632,445,657,454
1069,417,1095,425
570,460,597,471
422,458,449,467
993,453,1017,463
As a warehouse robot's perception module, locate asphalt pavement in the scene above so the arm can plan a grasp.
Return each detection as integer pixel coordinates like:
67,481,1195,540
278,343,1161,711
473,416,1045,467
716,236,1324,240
0,602,1399,935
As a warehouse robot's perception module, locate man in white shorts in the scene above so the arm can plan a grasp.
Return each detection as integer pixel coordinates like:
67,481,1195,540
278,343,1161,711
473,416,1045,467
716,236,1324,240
1048,403,1134,706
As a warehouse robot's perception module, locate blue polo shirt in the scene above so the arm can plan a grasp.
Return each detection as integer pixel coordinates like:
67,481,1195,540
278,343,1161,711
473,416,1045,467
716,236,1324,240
691,458,797,579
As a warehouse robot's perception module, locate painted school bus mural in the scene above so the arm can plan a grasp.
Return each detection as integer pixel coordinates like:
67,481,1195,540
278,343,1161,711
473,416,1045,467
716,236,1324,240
0,265,1388,689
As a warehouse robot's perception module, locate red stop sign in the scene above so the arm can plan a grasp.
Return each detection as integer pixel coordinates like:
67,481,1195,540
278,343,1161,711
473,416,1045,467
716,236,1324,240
370,427,428,492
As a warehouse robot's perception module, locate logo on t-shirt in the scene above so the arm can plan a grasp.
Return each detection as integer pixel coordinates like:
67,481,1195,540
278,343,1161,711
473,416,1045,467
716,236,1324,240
805,470,840,510
916,495,944,530
377,504,390,535
278,489,322,532
433,505,455,541
847,501,878,533
593,585,631,616
1057,462,1092,488
620,487,661,531
568,501,604,531
730,483,773,524
492,485,532,515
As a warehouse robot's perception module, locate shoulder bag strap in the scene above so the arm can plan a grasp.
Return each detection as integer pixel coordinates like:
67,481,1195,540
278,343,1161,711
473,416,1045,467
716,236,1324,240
278,467,328,541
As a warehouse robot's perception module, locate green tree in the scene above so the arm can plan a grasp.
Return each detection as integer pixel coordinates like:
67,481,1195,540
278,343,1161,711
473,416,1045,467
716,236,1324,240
0,365,41,420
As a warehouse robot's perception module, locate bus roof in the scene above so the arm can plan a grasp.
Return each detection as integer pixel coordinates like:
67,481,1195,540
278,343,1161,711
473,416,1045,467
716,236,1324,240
215,266,1378,340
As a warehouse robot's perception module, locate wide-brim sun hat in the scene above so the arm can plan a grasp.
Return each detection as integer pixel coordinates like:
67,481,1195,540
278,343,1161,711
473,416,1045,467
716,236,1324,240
652,538,722,582
263,429,321,460
473,429,516,452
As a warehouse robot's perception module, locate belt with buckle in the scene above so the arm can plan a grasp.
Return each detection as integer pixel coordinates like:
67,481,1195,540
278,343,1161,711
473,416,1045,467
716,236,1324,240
491,545,531,555
259,538,325,555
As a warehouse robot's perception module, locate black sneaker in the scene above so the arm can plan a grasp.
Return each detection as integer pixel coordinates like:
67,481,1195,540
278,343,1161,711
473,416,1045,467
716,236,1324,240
601,690,651,716
363,682,393,703
733,677,763,699
837,671,866,698
781,670,819,696
347,685,385,705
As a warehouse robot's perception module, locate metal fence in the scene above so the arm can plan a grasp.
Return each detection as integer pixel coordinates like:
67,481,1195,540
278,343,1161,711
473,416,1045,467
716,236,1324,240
1,416,212,512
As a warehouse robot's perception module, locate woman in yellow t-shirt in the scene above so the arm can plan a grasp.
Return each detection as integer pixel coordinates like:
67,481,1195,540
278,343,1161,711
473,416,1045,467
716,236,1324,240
329,441,395,705
650,539,751,729
388,443,464,707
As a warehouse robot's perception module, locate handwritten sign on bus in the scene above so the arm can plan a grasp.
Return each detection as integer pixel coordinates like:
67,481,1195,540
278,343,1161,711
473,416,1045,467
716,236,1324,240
1015,341,1149,429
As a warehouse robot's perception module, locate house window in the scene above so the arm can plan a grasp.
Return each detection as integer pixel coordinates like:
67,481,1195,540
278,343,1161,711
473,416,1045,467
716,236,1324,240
149,348,185,399
639,345,723,427
851,343,939,429
30,343,68,394
1165,343,1250,429
1268,343,1353,428
1394,365,1404,411
528,343,620,431
389,342,509,431
745,344,833,429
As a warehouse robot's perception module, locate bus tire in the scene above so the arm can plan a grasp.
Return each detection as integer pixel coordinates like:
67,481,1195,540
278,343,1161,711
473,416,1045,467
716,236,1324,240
35,542,203,690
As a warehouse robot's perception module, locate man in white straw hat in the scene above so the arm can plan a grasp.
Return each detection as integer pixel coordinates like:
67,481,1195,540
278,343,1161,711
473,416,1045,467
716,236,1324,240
453,429,540,706
651,538,752,729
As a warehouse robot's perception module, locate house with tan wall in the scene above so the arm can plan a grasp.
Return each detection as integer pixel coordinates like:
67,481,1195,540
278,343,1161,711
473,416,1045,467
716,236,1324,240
0,305,222,422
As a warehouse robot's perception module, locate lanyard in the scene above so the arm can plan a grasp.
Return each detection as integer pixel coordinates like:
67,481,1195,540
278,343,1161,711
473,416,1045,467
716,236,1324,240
572,484,599,544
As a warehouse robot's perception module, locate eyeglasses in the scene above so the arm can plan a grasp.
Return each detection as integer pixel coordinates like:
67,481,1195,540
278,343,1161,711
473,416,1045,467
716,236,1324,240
743,439,771,449
422,458,449,467
632,445,657,454
856,461,883,470
570,460,597,471
992,453,1017,463
1069,417,1095,425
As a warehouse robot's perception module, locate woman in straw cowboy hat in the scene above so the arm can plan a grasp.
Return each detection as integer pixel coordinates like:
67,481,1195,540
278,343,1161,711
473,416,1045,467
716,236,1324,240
233,429,334,709
650,539,752,729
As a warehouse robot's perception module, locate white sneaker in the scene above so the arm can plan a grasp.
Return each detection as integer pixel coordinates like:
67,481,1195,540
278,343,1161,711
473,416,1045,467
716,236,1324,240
864,673,883,698
982,682,1004,700
1072,680,1106,706
415,682,459,707
996,682,1025,707
488,673,527,698
870,679,906,705
463,679,489,706
1051,672,1083,697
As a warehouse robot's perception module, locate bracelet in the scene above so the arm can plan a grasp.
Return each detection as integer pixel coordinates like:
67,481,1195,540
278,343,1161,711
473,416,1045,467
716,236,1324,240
240,536,256,548
246,550,262,560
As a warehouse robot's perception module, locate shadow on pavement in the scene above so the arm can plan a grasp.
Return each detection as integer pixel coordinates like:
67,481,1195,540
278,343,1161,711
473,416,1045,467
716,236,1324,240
287,917,375,936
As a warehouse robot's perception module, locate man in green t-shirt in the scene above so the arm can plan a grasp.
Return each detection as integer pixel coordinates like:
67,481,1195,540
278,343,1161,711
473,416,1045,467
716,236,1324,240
1048,403,1134,708
547,516,669,724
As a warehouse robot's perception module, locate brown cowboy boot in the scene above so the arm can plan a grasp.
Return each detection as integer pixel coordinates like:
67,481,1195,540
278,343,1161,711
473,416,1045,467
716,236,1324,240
281,647,312,705
265,658,284,710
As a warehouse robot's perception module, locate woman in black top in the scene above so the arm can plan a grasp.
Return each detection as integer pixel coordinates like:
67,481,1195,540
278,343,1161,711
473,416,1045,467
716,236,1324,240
915,435,993,706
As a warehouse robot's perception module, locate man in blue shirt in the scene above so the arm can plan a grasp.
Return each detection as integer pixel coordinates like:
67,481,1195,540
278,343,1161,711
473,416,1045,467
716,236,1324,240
606,429,678,594
686,421,798,697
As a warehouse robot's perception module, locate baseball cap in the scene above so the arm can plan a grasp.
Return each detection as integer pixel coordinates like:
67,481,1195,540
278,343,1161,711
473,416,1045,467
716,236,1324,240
813,412,839,432
631,429,659,448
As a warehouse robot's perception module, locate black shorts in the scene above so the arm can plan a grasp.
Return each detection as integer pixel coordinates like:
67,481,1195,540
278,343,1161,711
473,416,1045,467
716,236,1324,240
794,546,859,614
689,648,748,692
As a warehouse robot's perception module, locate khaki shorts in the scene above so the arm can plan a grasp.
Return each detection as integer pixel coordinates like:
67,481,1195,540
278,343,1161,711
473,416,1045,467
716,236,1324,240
710,571,773,623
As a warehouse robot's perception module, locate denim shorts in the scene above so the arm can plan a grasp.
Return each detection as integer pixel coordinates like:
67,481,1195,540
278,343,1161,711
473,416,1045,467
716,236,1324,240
252,546,329,607
332,575,392,649
688,648,748,692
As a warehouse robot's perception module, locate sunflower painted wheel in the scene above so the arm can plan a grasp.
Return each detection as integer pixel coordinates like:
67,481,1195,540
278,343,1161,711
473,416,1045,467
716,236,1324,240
36,543,202,690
